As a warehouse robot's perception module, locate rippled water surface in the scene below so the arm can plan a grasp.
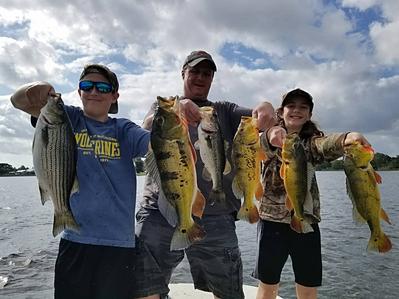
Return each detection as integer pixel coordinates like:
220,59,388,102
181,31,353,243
1,172,398,298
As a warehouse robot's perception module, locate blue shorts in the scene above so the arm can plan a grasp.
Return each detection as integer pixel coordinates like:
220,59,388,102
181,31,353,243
135,209,244,299
253,220,322,287
54,238,168,299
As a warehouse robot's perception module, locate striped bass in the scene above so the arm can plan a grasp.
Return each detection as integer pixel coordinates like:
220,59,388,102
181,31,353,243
232,116,264,224
344,142,392,253
146,96,206,250
32,93,79,237
195,106,231,204
280,133,314,233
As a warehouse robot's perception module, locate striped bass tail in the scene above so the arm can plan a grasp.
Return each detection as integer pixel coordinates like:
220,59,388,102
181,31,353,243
53,210,80,237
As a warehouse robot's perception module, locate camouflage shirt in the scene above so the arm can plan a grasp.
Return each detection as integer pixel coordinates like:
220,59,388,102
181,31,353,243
258,131,347,224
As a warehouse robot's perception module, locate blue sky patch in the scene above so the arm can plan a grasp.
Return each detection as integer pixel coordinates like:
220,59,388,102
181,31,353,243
1,22,29,39
220,42,277,70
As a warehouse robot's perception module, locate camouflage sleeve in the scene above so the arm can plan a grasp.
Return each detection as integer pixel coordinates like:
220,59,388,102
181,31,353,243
260,131,279,159
310,132,349,163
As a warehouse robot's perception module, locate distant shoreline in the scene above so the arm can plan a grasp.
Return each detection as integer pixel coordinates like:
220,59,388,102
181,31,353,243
1,170,398,179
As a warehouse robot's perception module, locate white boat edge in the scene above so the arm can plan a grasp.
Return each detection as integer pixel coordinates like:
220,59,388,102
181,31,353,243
169,283,283,298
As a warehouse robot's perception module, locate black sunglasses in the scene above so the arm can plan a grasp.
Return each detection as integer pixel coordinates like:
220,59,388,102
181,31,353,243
79,80,113,93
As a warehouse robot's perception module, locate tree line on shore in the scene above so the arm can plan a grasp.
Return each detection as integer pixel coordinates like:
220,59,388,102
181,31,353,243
1,152,398,177
315,152,399,171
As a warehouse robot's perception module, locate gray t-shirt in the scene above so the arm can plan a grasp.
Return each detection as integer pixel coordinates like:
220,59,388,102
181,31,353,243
139,99,252,217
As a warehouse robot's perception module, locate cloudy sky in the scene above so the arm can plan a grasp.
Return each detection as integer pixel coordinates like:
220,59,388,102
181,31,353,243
1,0,398,168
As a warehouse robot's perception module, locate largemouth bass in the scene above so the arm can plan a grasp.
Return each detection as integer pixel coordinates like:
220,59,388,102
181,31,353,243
32,93,79,237
232,116,264,224
195,106,231,203
344,142,392,253
146,96,206,250
280,133,314,233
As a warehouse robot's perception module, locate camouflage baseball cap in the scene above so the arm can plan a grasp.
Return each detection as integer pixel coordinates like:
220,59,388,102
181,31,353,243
182,50,217,71
79,64,119,114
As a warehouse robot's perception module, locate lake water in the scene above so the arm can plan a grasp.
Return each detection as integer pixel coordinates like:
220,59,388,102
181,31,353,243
0,172,398,299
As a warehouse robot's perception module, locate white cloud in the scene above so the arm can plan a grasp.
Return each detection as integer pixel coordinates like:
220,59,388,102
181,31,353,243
341,0,379,11
370,21,399,65
1,0,399,167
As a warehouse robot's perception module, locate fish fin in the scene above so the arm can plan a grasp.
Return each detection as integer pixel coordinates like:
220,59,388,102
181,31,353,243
189,139,197,163
352,206,366,224
374,170,382,184
290,215,303,233
367,232,392,253
237,204,259,224
192,189,206,219
158,190,178,227
170,222,206,251
70,176,79,195
255,181,264,201
223,140,232,175
53,211,80,237
232,176,243,199
209,189,226,203
193,140,200,150
173,95,180,113
223,157,232,175
380,208,392,225
144,150,158,180
258,148,267,162
145,150,178,227
38,185,51,205
280,163,285,179
201,167,212,182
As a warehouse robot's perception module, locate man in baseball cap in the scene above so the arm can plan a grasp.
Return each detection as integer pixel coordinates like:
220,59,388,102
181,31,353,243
182,50,217,71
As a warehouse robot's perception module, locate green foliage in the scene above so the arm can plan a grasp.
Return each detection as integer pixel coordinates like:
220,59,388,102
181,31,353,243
317,152,399,170
0,163,15,175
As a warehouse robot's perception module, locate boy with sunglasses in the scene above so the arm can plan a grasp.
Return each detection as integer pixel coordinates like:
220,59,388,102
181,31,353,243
10,64,153,299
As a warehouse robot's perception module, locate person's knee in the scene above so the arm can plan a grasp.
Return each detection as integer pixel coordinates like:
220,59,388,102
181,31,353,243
295,283,317,299
256,281,279,299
